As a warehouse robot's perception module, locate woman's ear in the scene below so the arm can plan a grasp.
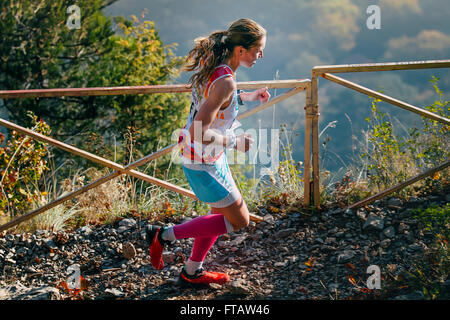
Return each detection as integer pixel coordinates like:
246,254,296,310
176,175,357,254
233,45,245,56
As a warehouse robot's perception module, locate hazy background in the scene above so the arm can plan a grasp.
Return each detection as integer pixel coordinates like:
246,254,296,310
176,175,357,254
60,0,450,176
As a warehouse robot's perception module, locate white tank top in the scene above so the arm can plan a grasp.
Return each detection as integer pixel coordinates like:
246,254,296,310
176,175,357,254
179,64,239,163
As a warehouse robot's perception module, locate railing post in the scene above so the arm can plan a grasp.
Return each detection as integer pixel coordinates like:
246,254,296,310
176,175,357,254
304,83,312,206
311,75,321,208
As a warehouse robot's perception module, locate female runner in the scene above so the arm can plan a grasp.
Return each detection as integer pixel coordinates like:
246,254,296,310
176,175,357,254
146,18,270,286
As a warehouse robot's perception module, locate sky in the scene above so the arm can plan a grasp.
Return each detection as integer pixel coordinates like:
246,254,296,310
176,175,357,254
103,0,450,176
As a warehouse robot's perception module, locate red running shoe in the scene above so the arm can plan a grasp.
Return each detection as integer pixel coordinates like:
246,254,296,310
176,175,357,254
145,225,170,270
178,267,230,287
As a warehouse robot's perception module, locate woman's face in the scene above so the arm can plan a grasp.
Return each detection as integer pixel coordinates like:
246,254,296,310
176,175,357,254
239,35,266,68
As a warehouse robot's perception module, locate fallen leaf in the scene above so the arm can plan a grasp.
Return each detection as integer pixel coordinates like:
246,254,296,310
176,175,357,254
305,259,315,267
346,275,357,286
298,286,308,294
269,206,280,213
344,262,356,271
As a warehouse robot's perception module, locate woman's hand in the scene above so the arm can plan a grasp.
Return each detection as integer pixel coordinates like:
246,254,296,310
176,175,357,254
235,133,254,153
253,87,271,103
240,87,271,104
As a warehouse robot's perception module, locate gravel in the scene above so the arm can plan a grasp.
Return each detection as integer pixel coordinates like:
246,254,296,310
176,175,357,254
0,188,448,300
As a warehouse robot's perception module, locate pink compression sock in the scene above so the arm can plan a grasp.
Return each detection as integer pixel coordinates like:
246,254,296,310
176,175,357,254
173,213,231,239
189,235,219,262
172,212,233,265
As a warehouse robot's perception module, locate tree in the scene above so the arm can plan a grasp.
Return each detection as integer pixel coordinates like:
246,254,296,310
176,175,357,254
0,0,189,172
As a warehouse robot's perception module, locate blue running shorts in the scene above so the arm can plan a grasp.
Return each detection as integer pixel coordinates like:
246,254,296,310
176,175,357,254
182,153,241,208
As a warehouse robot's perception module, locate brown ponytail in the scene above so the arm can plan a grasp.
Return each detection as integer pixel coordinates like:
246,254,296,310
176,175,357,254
184,18,266,95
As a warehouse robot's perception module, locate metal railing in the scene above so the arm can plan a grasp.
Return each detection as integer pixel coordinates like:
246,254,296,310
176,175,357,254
312,59,450,209
1,59,449,231
0,79,310,231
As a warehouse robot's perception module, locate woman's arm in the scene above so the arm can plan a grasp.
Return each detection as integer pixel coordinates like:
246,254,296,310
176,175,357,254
188,76,236,147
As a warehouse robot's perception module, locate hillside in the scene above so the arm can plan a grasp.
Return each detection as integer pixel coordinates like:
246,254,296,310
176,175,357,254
1,183,448,301
0,0,449,305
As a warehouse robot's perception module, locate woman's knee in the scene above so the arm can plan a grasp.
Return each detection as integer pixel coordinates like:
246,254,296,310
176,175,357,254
213,198,250,231
230,200,250,230
231,214,249,231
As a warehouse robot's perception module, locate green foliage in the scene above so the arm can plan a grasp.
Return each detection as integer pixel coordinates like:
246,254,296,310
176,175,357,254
324,170,372,207
86,14,189,165
354,81,449,299
408,76,449,168
390,232,450,300
361,96,408,190
413,203,450,238
270,124,304,204
412,202,449,298
0,1,190,177
0,112,51,218
360,78,449,195
0,0,115,129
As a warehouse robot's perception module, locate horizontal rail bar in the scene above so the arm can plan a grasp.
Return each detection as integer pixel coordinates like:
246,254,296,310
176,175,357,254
346,159,450,210
0,85,191,99
0,79,305,231
0,84,303,173
128,86,304,178
0,118,195,197
238,79,310,90
0,120,265,231
0,80,309,99
0,143,198,232
0,143,263,231
0,83,304,166
321,73,450,125
312,59,450,75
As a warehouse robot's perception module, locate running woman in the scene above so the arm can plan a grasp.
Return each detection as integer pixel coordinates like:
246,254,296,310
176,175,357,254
146,18,270,286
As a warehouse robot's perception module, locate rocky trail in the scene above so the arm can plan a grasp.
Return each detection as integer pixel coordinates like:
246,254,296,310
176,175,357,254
1,186,449,301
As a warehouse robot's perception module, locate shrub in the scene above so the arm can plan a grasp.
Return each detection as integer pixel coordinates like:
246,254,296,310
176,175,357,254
359,77,449,197
0,111,51,219
395,203,450,300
